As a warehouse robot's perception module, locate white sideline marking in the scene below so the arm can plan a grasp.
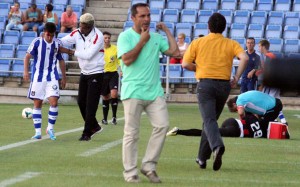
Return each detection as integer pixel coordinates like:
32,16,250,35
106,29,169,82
78,139,123,157
0,172,41,187
0,113,143,152
0,127,83,152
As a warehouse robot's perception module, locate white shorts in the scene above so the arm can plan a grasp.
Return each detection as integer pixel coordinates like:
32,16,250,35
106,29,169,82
263,86,280,99
27,80,60,100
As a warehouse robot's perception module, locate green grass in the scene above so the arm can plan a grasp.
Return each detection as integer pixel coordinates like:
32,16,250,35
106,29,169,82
1,103,300,187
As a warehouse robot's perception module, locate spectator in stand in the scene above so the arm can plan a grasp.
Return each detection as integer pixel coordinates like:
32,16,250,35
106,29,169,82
38,4,59,34
170,33,189,64
240,37,261,93
60,5,77,33
23,3,43,32
6,2,24,31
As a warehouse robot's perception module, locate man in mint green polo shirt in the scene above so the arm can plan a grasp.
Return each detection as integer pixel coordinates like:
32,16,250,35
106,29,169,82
117,3,179,184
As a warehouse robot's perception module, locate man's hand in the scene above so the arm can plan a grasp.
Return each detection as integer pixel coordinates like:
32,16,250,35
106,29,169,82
230,76,238,88
156,22,168,32
140,27,150,44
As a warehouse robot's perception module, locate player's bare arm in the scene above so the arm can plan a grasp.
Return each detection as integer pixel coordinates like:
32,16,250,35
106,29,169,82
121,27,150,66
237,106,245,119
23,53,32,82
232,52,249,88
157,22,179,57
59,60,67,89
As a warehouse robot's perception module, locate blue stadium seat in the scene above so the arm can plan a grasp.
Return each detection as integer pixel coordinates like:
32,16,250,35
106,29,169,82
256,0,273,11
16,44,29,59
3,30,20,45
17,0,33,3
218,10,233,26
272,52,284,58
0,3,10,18
175,22,193,38
149,22,157,32
287,53,300,58
202,0,218,10
2,0,14,5
35,0,50,4
149,0,165,9
52,0,69,6
197,10,214,23
239,0,256,11
123,21,134,31
230,24,247,38
274,0,291,12
265,25,283,39
0,44,15,58
160,65,166,83
11,59,24,78
293,0,300,11
181,9,197,23
250,11,267,25
182,69,196,83
233,10,250,25
283,39,300,54
20,31,37,45
36,4,45,10
283,25,300,39
159,22,175,36
193,23,209,38
72,5,83,19
267,11,284,25
247,24,264,38
184,36,191,43
168,65,182,83
0,59,11,77
53,5,65,20
184,0,201,10
166,0,184,10
163,9,179,23
232,38,246,49
284,12,300,26
0,16,6,32
150,8,162,22
19,3,29,12
268,38,283,52
69,0,86,10
220,0,237,10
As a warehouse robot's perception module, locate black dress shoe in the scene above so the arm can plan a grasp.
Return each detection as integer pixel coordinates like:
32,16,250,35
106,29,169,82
91,125,103,138
196,158,206,169
79,135,91,141
213,146,225,171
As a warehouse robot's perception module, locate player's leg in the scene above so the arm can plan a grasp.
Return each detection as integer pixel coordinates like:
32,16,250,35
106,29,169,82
166,127,202,136
101,73,110,125
109,72,119,125
27,81,46,139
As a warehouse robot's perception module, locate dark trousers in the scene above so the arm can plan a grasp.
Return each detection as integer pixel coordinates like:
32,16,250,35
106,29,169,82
240,78,256,93
78,73,103,135
261,98,283,124
196,79,231,161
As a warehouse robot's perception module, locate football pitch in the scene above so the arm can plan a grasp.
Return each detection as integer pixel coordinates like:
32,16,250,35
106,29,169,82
1,103,300,187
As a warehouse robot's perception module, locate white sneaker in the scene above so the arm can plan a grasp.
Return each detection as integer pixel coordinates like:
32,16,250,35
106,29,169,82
166,127,179,136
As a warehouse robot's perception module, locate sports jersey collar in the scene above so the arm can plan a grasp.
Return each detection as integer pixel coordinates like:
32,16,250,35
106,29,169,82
207,33,224,38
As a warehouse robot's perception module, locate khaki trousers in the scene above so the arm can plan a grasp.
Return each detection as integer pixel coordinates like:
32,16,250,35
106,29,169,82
122,97,169,180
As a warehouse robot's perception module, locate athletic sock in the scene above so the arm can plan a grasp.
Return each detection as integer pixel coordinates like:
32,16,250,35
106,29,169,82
102,99,110,120
32,108,42,134
48,106,58,130
278,111,287,124
111,98,118,118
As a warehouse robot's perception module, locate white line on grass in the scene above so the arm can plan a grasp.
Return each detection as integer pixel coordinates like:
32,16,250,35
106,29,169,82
0,172,42,187
78,139,123,157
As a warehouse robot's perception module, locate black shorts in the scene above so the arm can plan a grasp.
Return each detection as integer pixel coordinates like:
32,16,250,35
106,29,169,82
101,71,119,96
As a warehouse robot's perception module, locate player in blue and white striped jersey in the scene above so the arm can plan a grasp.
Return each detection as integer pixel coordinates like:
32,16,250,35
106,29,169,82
23,22,66,140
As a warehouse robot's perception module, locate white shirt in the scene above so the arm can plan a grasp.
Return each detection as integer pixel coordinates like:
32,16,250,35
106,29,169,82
27,37,63,82
60,27,105,75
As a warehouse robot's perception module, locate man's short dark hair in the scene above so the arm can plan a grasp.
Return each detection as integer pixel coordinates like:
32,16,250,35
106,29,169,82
131,3,149,17
103,31,111,36
44,22,56,33
208,13,226,34
247,37,255,43
227,96,238,112
259,39,270,50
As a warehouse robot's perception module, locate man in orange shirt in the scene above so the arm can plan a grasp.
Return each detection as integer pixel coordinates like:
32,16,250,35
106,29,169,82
182,13,248,171
60,5,77,33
